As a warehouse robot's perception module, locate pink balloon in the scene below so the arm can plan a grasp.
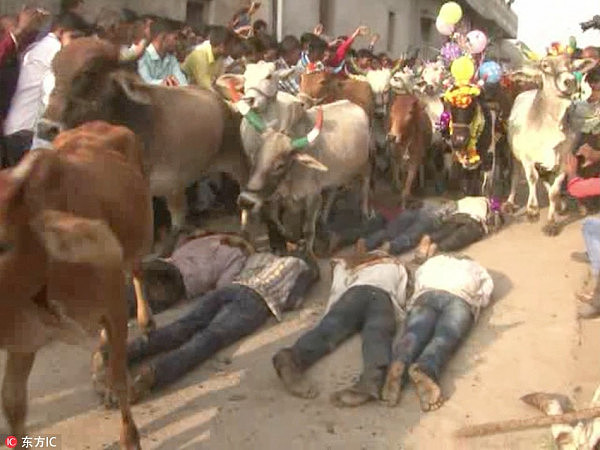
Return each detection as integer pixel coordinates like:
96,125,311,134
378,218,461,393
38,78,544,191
436,16,455,36
466,30,487,54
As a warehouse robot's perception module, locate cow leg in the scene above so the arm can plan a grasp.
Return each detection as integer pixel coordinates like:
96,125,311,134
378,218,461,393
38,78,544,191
320,188,338,227
132,264,155,336
103,296,141,449
542,173,566,236
401,163,418,209
391,153,402,192
157,189,189,257
2,351,35,438
503,157,521,214
303,195,323,258
523,161,540,222
360,170,372,220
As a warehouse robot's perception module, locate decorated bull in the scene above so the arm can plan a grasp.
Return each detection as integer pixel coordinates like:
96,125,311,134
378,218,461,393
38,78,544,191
505,54,596,235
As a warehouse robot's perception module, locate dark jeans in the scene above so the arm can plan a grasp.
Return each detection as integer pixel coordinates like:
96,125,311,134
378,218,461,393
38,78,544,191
430,213,485,252
127,284,271,388
392,290,473,381
290,285,397,396
1,130,32,168
365,208,438,254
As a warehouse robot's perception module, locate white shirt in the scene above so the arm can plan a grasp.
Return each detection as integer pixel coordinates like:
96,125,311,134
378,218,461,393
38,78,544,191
456,196,489,224
326,257,409,321
4,33,62,136
411,255,494,320
30,71,56,149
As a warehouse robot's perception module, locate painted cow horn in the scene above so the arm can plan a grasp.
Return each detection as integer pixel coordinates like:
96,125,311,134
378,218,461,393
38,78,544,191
227,80,266,133
291,107,324,149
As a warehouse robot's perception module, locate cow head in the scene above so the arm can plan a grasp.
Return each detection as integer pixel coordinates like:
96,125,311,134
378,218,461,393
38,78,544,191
415,60,446,96
442,84,483,155
365,69,392,113
299,70,332,107
536,55,597,98
38,38,152,142
241,62,296,111
390,69,415,94
388,93,420,150
237,108,326,212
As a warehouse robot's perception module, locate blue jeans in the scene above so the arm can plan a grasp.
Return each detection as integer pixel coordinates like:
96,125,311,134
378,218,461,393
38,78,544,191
127,285,271,388
364,208,438,254
392,290,473,381
583,216,600,277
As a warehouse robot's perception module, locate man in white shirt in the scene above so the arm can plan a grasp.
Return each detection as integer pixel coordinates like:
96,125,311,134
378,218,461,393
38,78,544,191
3,12,88,165
381,254,494,411
273,250,408,407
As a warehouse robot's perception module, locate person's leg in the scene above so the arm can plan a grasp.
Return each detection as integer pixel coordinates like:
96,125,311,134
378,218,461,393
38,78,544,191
126,287,234,364
411,293,474,411
389,211,437,255
273,286,370,398
133,286,271,399
381,293,441,406
435,218,485,253
363,228,390,250
331,288,397,407
577,217,600,318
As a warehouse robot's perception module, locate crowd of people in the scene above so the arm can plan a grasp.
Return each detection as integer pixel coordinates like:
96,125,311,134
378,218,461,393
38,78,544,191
1,0,600,431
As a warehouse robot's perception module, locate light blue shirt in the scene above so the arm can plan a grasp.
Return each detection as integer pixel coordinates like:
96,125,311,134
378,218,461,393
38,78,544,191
137,44,188,86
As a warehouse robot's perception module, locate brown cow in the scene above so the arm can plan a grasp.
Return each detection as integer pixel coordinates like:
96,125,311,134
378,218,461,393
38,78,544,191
0,121,152,449
299,70,375,119
387,93,432,206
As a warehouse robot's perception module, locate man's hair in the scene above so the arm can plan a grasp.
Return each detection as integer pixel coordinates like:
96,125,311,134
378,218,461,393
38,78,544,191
356,48,373,59
253,19,267,32
51,12,91,35
260,34,278,51
279,35,300,54
142,259,186,308
300,32,318,47
246,36,265,54
209,25,233,47
587,65,600,85
308,37,328,54
60,0,83,13
150,18,178,39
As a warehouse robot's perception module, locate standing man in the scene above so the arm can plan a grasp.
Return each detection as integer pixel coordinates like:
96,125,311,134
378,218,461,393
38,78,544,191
182,25,233,90
3,12,88,166
137,18,187,86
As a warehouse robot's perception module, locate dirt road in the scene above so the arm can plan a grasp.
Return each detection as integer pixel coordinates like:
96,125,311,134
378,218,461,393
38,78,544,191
1,209,598,450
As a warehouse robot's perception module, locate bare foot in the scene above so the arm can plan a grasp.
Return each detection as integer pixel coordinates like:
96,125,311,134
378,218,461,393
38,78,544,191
413,235,431,264
381,361,404,407
355,238,368,255
408,364,444,412
330,387,375,408
272,349,318,399
427,243,438,259
129,364,155,405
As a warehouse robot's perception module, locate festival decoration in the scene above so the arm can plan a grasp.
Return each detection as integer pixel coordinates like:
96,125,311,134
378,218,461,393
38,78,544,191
466,30,488,54
450,56,476,83
440,42,462,63
443,83,481,108
439,2,463,25
436,16,455,36
479,61,502,84
568,36,578,55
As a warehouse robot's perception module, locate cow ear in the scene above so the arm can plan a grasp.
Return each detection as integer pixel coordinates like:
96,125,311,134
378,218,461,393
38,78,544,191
31,210,123,266
111,73,152,105
540,58,553,74
292,153,329,171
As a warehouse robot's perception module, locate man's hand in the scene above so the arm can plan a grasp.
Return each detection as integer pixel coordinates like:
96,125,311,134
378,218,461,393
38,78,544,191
313,23,324,36
576,142,600,167
565,153,579,178
14,7,49,42
370,33,380,46
353,25,370,38
162,75,179,87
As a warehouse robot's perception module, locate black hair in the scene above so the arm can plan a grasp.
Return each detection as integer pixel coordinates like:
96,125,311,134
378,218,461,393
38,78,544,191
300,32,318,47
308,37,327,54
577,132,600,150
141,259,186,308
209,25,233,47
60,0,83,13
150,18,178,39
121,8,138,23
253,19,268,32
51,12,91,35
587,66,600,85
246,36,265,54
356,48,373,59
279,35,301,54
260,34,278,51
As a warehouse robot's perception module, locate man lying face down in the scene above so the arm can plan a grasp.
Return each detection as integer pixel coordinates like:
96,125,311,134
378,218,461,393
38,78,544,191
95,234,319,404
381,253,494,411
272,248,409,407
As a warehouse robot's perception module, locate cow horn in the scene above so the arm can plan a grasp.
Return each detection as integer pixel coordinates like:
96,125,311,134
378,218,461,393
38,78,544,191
227,80,266,133
291,108,324,149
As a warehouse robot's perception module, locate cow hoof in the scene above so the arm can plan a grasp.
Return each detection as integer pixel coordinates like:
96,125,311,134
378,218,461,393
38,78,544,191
526,209,540,222
501,202,516,215
543,222,561,237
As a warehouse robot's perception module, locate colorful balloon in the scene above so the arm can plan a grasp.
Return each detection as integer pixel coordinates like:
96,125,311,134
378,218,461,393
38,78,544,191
478,61,502,84
440,42,462,63
439,2,463,25
436,16,455,36
451,56,475,83
466,30,488,54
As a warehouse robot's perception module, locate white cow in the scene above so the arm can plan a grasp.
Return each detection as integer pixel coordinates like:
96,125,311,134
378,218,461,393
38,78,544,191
505,54,595,235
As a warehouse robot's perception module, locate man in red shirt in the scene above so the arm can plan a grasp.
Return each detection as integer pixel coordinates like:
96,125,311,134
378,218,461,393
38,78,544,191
566,136,600,318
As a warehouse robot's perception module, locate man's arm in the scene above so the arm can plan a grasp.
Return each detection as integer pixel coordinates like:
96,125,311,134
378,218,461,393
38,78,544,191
170,56,189,86
0,32,16,67
182,51,211,88
330,26,369,66
137,55,163,85
567,176,600,198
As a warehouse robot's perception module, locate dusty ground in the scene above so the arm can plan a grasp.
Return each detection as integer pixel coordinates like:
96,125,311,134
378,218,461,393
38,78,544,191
1,197,599,450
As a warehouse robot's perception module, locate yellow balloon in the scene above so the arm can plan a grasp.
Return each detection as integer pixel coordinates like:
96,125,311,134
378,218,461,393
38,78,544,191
451,56,475,82
439,2,463,25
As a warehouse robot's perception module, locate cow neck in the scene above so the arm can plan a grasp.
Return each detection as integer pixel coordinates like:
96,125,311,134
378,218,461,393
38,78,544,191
531,79,572,125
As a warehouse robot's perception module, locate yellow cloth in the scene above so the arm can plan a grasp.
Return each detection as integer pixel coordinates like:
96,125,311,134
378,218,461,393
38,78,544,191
182,41,223,89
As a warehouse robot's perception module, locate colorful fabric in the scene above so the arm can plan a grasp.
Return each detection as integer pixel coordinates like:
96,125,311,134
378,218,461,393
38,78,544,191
182,40,223,89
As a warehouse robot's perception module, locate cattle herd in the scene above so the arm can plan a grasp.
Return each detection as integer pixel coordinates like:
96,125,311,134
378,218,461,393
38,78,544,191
0,21,599,450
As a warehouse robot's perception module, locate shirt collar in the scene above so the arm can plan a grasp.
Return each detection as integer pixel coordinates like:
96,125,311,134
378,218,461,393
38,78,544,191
146,43,161,61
